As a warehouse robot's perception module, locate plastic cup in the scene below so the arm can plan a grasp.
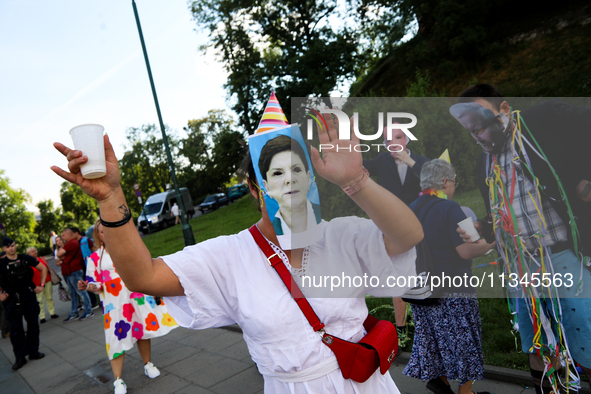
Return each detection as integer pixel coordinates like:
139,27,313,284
69,124,106,179
458,218,480,242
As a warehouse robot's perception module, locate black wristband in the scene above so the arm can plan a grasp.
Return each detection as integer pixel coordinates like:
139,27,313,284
100,212,132,228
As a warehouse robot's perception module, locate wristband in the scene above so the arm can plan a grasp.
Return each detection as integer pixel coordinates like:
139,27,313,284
100,211,132,228
40,283,45,287
342,167,370,196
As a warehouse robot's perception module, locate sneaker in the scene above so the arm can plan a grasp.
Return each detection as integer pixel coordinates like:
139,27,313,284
113,378,127,394
144,362,161,379
50,314,59,319
63,314,79,323
92,304,100,310
79,312,94,321
40,318,47,324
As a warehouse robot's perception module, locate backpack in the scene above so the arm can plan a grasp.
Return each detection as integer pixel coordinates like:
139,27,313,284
401,196,445,306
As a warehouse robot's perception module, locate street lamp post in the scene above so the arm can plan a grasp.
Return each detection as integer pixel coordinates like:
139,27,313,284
131,0,195,246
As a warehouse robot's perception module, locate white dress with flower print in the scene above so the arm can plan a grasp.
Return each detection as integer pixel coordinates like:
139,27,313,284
86,247,177,360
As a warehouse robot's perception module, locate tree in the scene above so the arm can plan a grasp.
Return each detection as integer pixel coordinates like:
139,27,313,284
0,170,37,253
120,124,180,216
190,0,359,134
178,110,246,201
34,199,65,249
59,182,99,231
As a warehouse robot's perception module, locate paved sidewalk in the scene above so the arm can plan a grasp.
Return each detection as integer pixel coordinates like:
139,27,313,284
1,256,589,393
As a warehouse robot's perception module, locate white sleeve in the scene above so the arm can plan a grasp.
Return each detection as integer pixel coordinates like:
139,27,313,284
326,217,417,297
161,237,238,330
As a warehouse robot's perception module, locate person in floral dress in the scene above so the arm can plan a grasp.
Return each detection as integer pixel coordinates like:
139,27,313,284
78,220,177,394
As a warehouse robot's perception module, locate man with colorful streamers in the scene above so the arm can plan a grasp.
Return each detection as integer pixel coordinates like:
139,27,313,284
451,84,591,394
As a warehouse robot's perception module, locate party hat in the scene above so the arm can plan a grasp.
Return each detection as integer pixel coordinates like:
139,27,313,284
255,92,289,134
439,149,450,163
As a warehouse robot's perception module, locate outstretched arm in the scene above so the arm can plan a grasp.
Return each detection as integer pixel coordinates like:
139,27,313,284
51,135,184,297
310,114,423,256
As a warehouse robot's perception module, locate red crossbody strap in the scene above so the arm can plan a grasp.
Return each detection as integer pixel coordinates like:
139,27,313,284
248,225,325,332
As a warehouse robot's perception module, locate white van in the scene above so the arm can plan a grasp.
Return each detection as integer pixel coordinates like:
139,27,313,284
137,187,194,233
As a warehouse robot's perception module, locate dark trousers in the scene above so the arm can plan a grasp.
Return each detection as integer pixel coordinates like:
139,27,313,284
0,300,9,336
5,291,40,359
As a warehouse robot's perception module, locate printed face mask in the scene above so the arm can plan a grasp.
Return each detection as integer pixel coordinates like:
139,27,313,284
450,103,508,154
470,116,507,153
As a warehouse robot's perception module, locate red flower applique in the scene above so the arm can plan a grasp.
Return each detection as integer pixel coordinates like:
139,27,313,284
145,313,160,332
105,278,122,297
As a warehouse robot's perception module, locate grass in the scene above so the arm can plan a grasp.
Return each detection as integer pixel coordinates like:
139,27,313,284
142,195,260,257
141,189,529,371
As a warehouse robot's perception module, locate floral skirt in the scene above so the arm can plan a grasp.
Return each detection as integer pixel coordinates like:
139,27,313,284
101,285,177,360
402,297,484,385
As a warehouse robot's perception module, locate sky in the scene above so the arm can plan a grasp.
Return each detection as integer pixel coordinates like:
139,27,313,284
0,0,230,213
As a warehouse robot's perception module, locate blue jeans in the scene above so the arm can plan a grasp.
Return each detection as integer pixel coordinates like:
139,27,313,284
65,270,92,316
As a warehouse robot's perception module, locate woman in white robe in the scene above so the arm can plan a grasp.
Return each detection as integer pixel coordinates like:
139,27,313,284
52,114,423,393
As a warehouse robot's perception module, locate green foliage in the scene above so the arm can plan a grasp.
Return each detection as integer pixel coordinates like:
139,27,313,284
403,71,481,191
178,109,246,203
0,170,36,254
120,124,179,217
34,199,64,250
190,0,359,134
349,0,415,79
59,182,99,231
405,69,441,97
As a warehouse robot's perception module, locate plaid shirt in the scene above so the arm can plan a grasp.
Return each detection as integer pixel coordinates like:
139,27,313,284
490,138,568,252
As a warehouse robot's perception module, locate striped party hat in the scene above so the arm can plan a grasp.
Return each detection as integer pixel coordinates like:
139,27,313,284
255,92,289,134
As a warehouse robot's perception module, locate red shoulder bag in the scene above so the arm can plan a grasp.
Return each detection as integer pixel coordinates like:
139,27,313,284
249,225,398,383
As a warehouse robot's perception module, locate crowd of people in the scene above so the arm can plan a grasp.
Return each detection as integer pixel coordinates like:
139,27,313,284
1,223,178,393
0,84,588,394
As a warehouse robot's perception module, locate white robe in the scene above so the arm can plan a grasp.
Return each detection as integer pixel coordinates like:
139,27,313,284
162,216,416,394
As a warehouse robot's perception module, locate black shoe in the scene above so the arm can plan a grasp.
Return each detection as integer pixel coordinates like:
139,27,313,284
29,352,45,360
40,318,46,324
426,378,455,394
12,357,27,370
50,314,59,319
